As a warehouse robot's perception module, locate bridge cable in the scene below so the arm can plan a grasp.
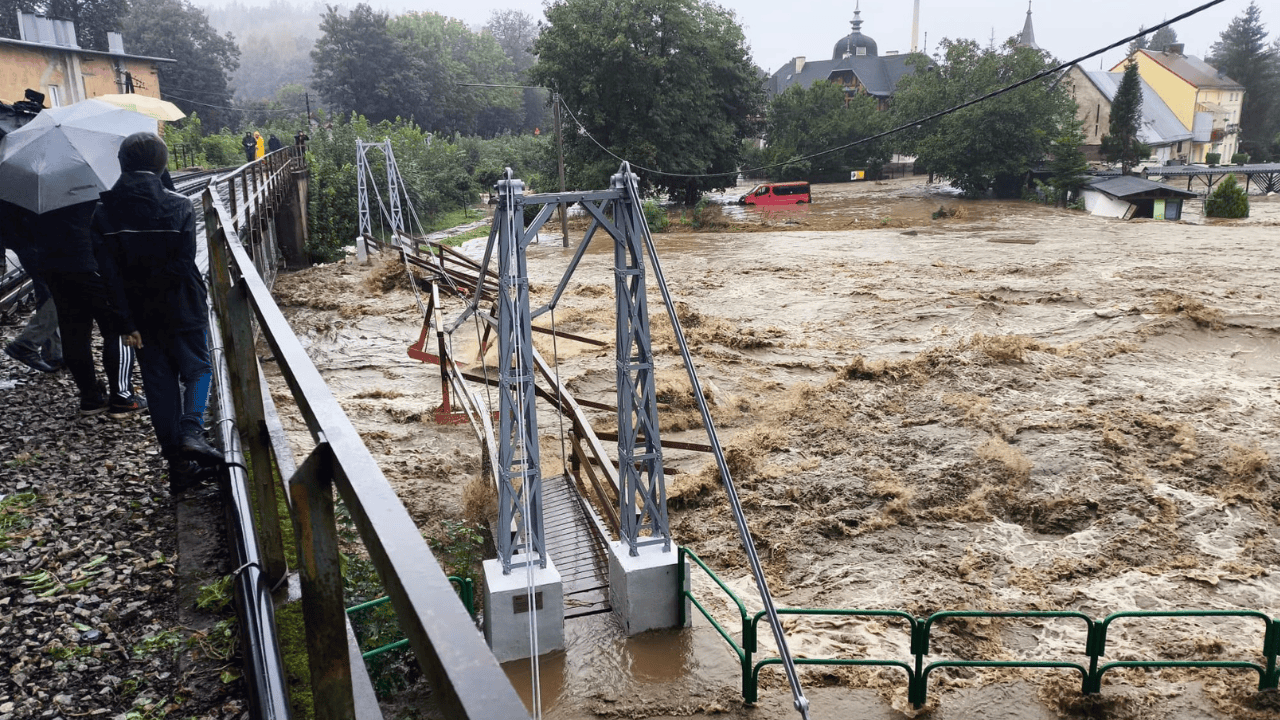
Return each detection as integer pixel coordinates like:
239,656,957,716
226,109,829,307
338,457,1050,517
554,0,1226,180
502,172,545,719
621,167,811,718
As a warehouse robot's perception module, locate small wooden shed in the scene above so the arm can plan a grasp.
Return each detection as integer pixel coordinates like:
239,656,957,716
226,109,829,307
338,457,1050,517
1082,176,1198,220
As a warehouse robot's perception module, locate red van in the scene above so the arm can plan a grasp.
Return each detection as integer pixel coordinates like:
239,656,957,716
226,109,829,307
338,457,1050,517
738,181,811,206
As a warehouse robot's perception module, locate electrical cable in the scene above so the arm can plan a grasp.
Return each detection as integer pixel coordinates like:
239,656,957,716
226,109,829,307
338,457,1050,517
161,90,299,116
621,166,810,718
555,0,1226,180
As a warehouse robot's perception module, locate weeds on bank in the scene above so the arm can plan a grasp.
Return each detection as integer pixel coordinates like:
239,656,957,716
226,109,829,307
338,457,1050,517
4,451,41,468
0,492,37,549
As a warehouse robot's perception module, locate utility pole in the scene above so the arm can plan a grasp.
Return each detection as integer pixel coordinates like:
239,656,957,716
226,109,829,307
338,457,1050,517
553,92,568,247
304,92,312,128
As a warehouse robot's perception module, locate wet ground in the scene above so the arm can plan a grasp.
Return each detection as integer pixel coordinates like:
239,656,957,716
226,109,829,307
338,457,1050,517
267,177,1280,719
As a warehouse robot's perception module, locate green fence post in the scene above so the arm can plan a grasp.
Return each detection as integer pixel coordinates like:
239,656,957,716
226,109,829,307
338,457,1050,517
1262,620,1279,691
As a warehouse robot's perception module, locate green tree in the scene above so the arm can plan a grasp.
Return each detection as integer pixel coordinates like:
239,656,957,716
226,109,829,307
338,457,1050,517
1209,2,1278,148
389,12,522,136
530,0,765,203
1100,59,1150,174
311,4,416,125
122,0,240,131
892,38,1076,197
1148,25,1179,52
1048,122,1088,206
1204,173,1249,218
764,81,889,182
0,0,126,51
1126,26,1149,57
484,9,545,132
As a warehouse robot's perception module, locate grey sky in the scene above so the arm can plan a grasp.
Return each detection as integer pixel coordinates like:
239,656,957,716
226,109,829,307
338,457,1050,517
369,0,1254,73
194,0,1260,74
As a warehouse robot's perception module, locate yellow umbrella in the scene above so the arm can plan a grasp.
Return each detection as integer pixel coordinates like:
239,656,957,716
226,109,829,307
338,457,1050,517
93,94,186,122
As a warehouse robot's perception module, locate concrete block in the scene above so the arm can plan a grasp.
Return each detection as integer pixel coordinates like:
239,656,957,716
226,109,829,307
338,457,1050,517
482,555,564,663
608,541,690,635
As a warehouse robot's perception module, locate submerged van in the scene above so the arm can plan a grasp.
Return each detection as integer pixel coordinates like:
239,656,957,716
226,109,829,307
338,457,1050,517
738,181,811,206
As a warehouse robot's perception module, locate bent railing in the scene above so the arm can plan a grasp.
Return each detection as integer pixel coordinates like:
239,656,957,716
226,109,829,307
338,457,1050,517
203,184,529,719
680,546,1280,709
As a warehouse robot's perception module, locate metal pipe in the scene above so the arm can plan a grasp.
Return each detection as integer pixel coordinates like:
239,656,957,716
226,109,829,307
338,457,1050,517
207,250,292,720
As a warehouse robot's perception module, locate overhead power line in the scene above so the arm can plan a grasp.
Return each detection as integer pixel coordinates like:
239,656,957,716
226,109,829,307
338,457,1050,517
557,0,1228,179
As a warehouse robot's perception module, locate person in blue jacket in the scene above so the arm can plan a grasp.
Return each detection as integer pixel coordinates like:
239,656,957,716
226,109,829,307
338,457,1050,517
94,132,222,493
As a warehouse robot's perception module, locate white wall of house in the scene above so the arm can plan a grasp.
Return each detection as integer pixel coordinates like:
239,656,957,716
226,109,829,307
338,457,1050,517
1083,190,1133,218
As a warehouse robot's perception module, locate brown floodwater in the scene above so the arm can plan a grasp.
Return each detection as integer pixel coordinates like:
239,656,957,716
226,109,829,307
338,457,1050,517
267,177,1280,719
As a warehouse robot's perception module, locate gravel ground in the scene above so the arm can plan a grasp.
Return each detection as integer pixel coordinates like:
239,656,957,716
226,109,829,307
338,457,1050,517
0,308,246,719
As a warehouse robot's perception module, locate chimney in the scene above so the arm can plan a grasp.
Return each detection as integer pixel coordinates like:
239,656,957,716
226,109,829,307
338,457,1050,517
1167,43,1185,56
911,0,920,53
794,56,806,73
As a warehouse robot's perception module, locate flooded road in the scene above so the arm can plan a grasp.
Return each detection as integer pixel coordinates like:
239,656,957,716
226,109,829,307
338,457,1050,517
268,177,1280,718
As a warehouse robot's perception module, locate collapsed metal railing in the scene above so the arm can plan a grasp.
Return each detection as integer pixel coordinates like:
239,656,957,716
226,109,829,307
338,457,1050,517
203,177,529,719
681,546,1280,708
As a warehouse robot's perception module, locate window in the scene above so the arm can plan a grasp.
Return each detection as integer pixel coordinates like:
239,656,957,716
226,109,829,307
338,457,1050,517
47,85,61,107
856,47,867,56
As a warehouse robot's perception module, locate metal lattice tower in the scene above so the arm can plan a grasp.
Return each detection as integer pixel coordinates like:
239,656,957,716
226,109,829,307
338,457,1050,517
610,167,671,555
382,139,405,239
494,174,546,573
355,139,372,239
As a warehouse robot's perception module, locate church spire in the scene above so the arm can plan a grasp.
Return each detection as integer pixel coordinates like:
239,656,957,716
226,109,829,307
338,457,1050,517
851,0,863,34
1018,0,1041,50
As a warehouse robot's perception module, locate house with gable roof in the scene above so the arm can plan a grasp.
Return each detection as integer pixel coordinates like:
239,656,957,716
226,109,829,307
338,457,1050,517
765,4,920,111
1064,65,1194,165
1112,47,1243,164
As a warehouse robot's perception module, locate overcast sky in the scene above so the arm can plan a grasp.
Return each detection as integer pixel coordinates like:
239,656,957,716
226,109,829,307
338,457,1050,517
363,0,1256,73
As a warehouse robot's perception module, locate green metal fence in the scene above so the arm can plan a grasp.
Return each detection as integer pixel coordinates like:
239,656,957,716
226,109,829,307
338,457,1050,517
678,547,1280,708
346,577,477,660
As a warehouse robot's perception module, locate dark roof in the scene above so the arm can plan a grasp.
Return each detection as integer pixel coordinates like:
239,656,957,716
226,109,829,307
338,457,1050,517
1139,50,1243,89
1018,4,1040,50
832,8,877,60
0,36,175,63
1145,163,1280,176
1086,175,1197,200
770,53,920,99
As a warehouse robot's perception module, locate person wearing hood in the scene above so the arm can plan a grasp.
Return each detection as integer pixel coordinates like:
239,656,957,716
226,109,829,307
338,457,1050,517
94,132,222,492
241,131,255,163
267,134,282,153
7,198,141,417
254,131,264,159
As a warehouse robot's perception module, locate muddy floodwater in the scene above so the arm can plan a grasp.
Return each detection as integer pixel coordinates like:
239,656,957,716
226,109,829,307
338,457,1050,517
266,177,1280,719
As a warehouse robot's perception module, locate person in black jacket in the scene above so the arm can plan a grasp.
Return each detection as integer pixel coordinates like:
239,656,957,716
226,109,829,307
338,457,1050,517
13,200,141,416
267,134,282,153
241,131,255,163
94,132,222,491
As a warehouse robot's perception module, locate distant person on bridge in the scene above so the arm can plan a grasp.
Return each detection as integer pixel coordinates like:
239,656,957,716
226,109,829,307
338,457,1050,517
267,134,282,153
94,132,222,493
253,131,265,160
241,131,255,164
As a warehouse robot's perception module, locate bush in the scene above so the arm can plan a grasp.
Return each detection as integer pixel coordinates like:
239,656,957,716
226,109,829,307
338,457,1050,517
1204,174,1249,218
1205,152,1221,166
642,199,670,233
1231,152,1250,165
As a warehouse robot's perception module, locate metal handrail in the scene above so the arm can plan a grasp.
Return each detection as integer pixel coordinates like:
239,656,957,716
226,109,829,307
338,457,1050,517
681,546,1280,709
203,184,529,719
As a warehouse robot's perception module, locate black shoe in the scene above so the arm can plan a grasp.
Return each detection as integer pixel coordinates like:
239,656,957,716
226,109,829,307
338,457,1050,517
5,344,56,373
79,390,110,416
169,458,217,496
179,432,223,466
108,393,147,419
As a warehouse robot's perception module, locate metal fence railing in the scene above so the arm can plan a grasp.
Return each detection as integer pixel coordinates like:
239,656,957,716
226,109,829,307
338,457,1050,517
202,178,529,719
679,546,1280,709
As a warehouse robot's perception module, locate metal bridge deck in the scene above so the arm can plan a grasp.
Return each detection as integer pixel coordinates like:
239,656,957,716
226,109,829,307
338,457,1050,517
542,473,611,619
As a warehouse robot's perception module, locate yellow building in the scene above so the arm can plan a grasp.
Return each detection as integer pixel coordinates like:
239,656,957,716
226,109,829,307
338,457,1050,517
0,14,172,109
1113,46,1244,164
